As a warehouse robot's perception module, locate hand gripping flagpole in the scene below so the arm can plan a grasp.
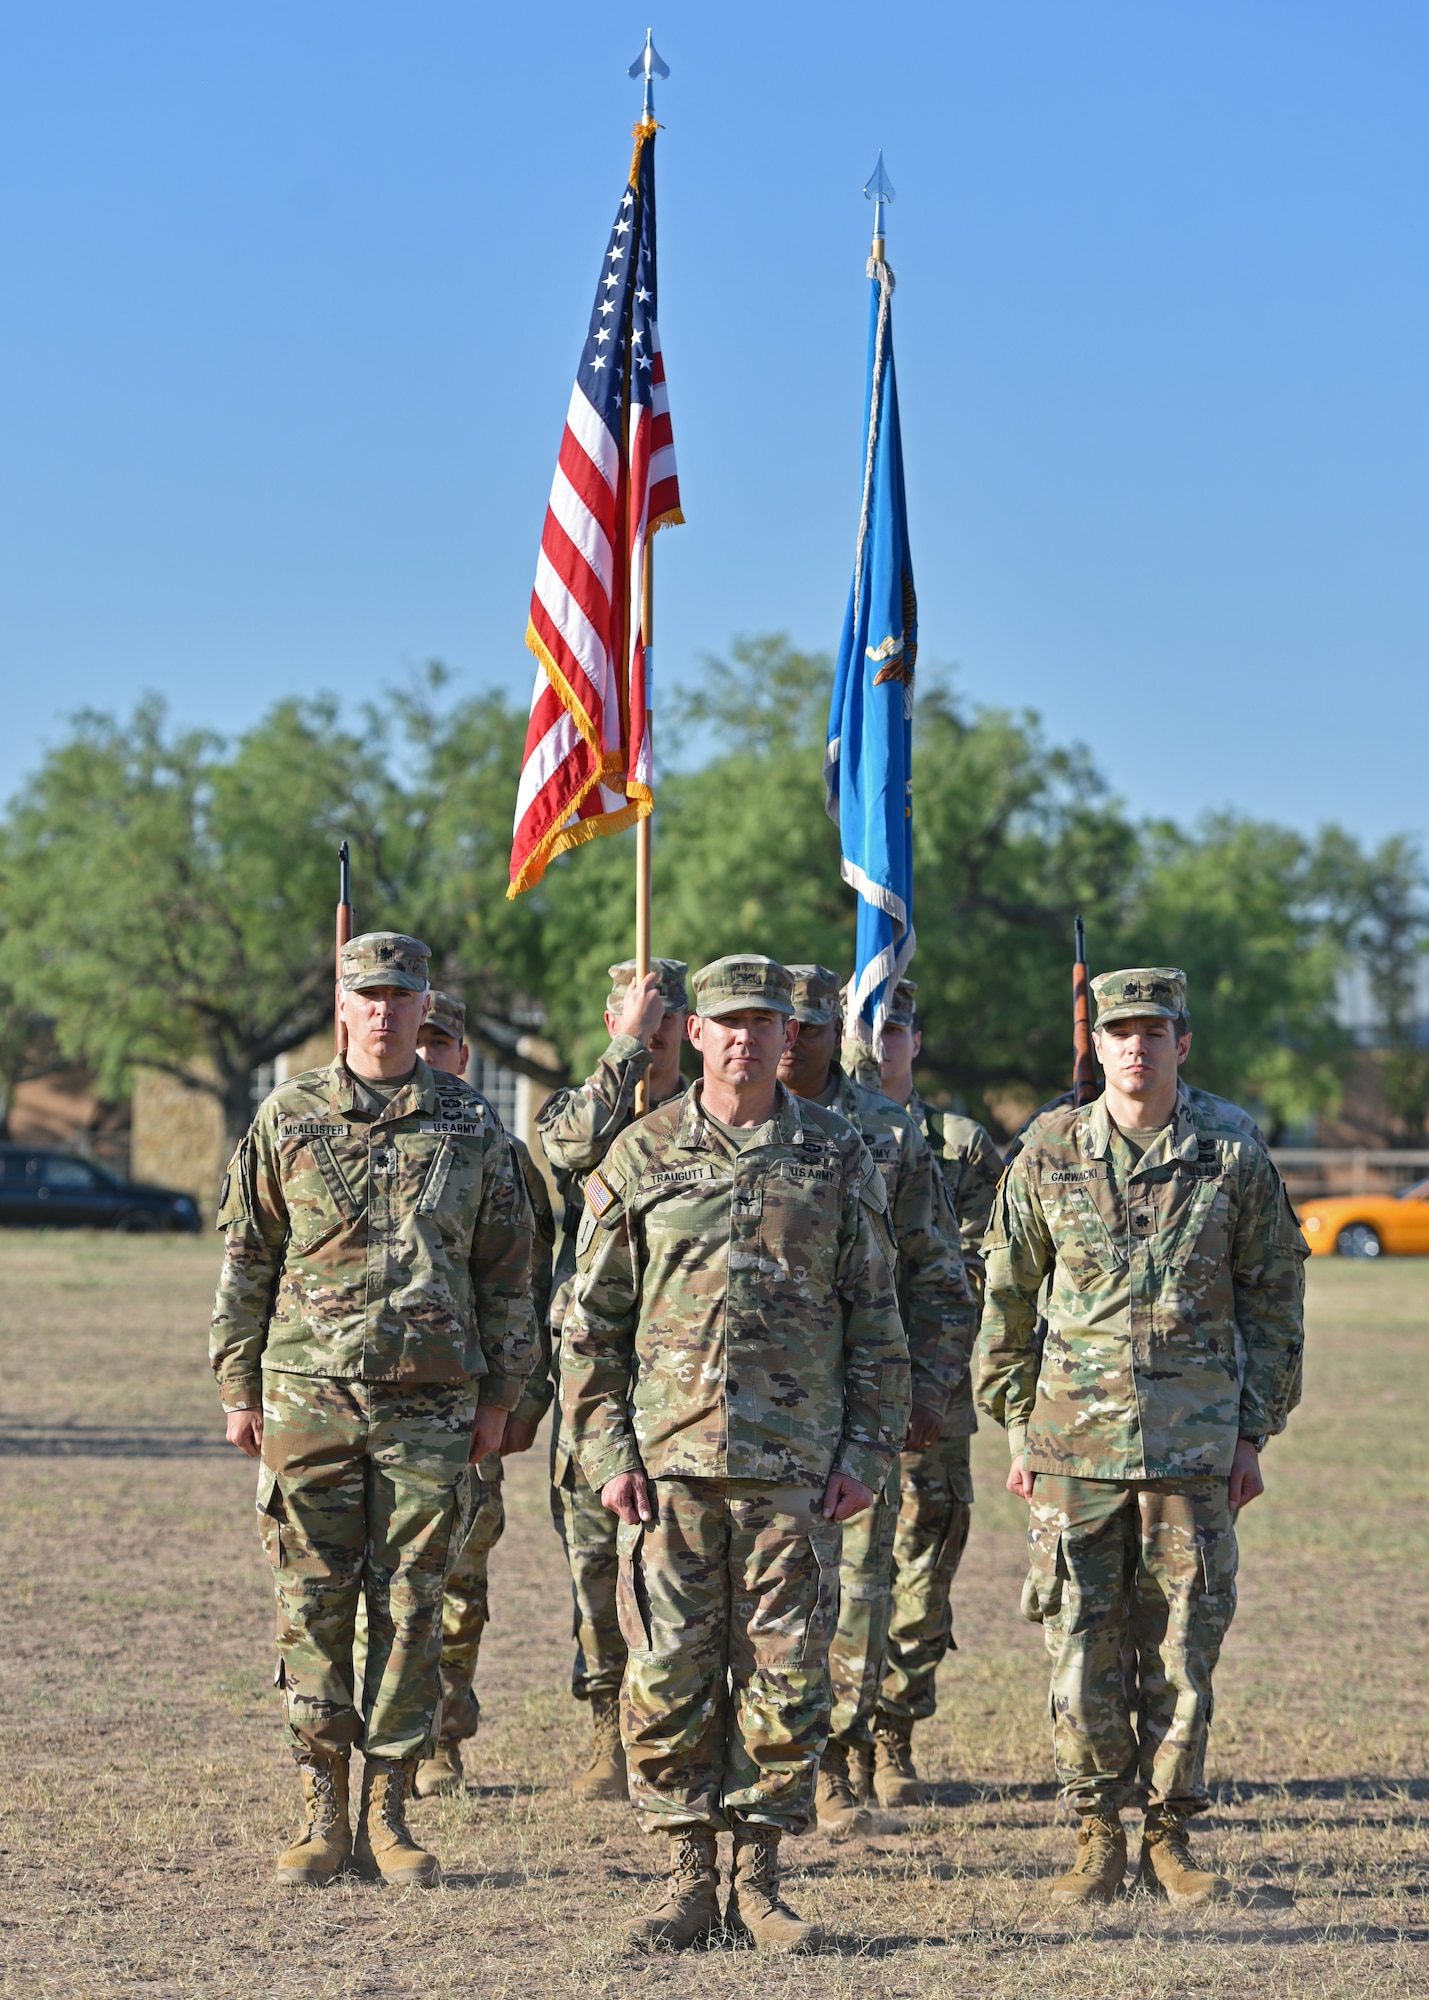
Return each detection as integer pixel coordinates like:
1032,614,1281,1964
628,30,668,1113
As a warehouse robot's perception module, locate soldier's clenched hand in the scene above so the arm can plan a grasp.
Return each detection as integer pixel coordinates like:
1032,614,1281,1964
822,1472,875,1521
1005,1453,1036,1501
906,1403,943,1451
618,971,666,1047
469,1404,508,1463
1228,1437,1265,1511
601,1471,655,1524
225,1409,263,1458
499,1414,540,1456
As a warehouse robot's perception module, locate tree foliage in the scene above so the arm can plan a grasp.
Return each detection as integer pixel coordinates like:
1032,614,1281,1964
1,636,1423,1144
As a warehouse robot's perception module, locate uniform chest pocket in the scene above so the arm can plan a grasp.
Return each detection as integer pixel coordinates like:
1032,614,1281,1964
1045,1182,1126,1289
285,1136,364,1254
1161,1176,1229,1281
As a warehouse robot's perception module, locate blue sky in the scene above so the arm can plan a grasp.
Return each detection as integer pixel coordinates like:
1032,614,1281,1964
1,2,1424,850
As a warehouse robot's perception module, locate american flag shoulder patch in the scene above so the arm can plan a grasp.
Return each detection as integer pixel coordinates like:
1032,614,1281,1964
585,1171,619,1218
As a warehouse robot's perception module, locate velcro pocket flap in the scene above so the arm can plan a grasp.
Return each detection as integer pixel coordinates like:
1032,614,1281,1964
311,1136,361,1221
417,1136,457,1217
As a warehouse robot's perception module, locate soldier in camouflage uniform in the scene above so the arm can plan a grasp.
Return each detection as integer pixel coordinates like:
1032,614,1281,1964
536,957,689,1800
407,992,556,1799
563,956,910,1952
212,935,537,1889
777,967,973,1833
869,978,1003,1803
978,968,1306,1905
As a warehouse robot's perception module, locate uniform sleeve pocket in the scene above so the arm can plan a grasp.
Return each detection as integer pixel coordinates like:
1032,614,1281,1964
615,1519,652,1653
216,1151,249,1229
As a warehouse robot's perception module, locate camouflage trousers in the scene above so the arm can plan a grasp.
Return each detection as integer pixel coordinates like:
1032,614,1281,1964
436,1456,506,1743
1025,1475,1238,1817
257,1373,474,1762
549,1449,626,1701
828,1458,900,1745
618,1478,842,1835
874,1431,974,1727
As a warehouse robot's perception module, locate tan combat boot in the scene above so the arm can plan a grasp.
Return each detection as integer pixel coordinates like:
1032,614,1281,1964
1048,1812,1127,1903
571,1688,627,1802
872,1716,926,1808
275,1747,352,1887
354,1757,441,1886
623,1829,720,1951
849,1739,875,1804
1138,1807,1228,1906
815,1740,872,1838
414,1739,465,1799
726,1826,822,1954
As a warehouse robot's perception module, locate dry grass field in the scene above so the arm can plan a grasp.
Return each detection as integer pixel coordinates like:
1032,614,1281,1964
0,1233,1424,1998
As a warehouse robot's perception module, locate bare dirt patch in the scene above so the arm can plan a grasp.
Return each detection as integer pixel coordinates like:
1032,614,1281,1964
0,1234,1424,1996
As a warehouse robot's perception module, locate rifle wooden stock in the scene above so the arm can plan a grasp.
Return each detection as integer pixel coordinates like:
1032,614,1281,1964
1071,914,1096,1107
335,841,353,1057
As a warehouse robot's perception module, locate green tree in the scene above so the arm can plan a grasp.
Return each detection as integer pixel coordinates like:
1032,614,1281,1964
1316,829,1429,1139
0,695,413,1144
1122,817,1351,1136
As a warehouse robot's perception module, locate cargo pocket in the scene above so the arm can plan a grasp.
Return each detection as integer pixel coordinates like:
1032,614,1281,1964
1191,1523,1239,1655
615,1519,652,1653
1020,1525,1065,1625
795,1516,843,1665
255,1462,286,1570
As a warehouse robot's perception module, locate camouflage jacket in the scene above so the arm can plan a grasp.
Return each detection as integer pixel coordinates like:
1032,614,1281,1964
561,1081,911,1493
908,1093,1004,1269
818,1069,976,1430
977,1085,1306,1479
209,1058,538,1412
536,1033,685,1478
508,1134,556,1428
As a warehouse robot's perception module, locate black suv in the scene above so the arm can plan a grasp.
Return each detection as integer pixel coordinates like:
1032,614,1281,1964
0,1146,202,1232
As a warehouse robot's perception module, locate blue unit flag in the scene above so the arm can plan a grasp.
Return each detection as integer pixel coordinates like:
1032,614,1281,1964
824,251,917,1053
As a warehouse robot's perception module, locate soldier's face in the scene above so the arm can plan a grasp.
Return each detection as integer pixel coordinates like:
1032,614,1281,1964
416,1027,467,1077
777,1018,838,1097
690,1008,798,1087
340,983,432,1073
879,1021,921,1092
1094,1016,1191,1098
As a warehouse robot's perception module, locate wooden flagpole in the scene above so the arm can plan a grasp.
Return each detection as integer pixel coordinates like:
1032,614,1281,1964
633,547,653,1115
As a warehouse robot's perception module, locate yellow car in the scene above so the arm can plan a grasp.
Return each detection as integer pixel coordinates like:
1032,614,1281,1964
1298,1177,1429,1258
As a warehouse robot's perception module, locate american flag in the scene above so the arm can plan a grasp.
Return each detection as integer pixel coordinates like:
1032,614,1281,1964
508,120,682,898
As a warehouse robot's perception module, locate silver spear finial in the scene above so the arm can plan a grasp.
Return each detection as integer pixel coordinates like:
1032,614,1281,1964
864,150,896,261
628,29,670,121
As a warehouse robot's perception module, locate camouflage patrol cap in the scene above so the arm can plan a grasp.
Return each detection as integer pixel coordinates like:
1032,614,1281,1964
606,957,689,1013
339,931,431,994
424,989,467,1042
787,965,842,1026
886,978,918,1027
1093,966,1188,1026
691,955,795,1020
